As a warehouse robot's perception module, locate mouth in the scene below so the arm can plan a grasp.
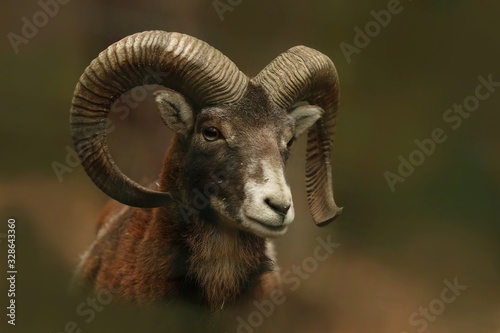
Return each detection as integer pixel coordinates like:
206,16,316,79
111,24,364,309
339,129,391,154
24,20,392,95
253,218,287,232
244,216,288,237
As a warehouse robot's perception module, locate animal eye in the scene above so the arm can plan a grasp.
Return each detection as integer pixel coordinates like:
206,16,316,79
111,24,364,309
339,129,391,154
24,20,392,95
287,137,296,148
202,126,220,141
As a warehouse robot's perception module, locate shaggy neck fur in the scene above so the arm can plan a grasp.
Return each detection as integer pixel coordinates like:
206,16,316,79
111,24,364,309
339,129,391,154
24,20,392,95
184,219,269,310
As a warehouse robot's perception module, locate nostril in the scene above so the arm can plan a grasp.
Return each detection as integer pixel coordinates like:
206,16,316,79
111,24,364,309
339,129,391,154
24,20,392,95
264,198,291,216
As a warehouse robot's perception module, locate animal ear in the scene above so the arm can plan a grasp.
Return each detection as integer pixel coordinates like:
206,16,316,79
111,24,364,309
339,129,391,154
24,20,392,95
289,105,323,137
154,89,194,136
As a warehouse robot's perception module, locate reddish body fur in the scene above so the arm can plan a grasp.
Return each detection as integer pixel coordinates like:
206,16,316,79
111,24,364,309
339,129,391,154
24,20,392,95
76,138,281,310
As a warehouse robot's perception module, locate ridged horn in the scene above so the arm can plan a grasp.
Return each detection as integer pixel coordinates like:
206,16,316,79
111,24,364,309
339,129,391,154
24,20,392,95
70,31,248,207
253,46,342,226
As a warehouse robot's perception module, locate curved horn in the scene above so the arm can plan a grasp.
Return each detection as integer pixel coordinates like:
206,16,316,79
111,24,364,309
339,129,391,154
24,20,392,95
253,46,342,226
70,31,248,207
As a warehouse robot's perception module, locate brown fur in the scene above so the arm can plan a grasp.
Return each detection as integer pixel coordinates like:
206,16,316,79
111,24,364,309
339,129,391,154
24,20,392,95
76,137,280,310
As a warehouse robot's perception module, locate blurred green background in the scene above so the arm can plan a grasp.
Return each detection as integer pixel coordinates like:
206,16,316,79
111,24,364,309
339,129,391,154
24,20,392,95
1,0,499,332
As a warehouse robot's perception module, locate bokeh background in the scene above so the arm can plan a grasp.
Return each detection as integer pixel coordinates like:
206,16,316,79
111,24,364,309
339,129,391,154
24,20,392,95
1,0,499,332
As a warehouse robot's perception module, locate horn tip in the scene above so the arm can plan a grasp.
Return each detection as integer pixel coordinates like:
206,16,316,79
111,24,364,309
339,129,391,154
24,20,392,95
314,206,343,227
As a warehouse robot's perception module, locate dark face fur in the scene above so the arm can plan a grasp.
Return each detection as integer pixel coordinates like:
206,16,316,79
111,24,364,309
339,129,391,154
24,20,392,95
155,85,322,238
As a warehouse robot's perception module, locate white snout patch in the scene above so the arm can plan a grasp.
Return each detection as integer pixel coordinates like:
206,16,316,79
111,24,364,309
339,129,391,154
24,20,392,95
240,160,295,238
